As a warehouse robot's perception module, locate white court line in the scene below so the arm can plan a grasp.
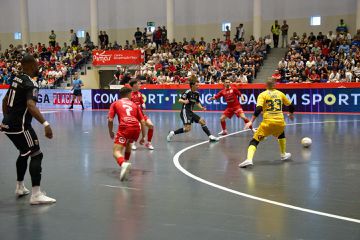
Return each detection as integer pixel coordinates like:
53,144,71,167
173,120,360,224
100,184,141,191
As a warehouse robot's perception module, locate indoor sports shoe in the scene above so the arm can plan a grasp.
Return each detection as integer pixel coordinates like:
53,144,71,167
30,192,56,205
281,152,292,161
218,130,228,135
132,143,137,150
145,142,154,150
120,162,131,181
15,186,30,198
251,128,257,133
209,135,219,142
167,131,175,142
238,159,254,168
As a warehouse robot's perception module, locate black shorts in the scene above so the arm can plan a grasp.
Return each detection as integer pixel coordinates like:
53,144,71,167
5,128,40,156
73,89,82,96
180,109,201,125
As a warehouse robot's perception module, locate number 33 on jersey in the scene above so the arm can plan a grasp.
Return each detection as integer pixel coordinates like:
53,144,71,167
256,89,292,122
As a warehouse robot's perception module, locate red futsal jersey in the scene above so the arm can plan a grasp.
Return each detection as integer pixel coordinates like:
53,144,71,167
214,87,242,108
108,98,144,130
131,91,144,107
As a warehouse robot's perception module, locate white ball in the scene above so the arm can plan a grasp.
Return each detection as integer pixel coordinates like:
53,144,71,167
301,137,312,148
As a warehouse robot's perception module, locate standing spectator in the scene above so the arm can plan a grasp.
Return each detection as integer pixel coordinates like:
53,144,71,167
336,19,348,34
162,26,167,43
224,26,231,41
142,28,149,44
70,29,78,47
134,27,143,46
84,32,91,47
154,27,162,49
99,31,105,49
235,23,245,41
271,20,281,48
281,20,289,48
103,31,109,49
49,30,56,47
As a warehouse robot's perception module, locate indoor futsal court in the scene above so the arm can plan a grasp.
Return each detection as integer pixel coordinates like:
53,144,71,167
0,111,359,239
1,0,360,239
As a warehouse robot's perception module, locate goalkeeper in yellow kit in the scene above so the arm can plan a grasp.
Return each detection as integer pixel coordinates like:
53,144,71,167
239,78,295,168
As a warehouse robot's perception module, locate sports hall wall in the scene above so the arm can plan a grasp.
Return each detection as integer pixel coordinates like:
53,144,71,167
0,0,356,48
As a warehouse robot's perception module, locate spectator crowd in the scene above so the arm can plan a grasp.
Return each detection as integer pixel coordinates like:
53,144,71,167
2,19,360,87
0,29,91,88
273,19,360,83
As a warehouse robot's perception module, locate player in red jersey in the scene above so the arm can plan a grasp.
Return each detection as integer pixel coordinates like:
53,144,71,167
108,87,146,181
129,80,155,150
208,79,254,135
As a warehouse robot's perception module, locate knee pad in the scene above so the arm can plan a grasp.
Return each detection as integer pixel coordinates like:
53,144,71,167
249,139,259,147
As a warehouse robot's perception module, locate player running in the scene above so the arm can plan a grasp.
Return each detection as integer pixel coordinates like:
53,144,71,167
167,80,219,142
129,80,155,150
239,78,295,168
108,87,146,181
208,79,254,135
1,55,56,204
69,73,84,110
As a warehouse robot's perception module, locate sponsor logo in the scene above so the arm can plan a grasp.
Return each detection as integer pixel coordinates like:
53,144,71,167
93,51,112,63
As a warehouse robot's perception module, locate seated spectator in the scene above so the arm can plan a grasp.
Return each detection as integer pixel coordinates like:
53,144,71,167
328,69,340,82
272,69,282,82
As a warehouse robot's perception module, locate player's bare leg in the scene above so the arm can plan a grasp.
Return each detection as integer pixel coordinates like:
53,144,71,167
167,124,191,141
218,115,228,135
239,113,255,133
199,119,219,142
144,119,154,150
113,143,131,181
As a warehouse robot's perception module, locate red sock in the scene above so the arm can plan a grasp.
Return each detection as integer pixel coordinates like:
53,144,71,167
221,120,226,130
147,128,154,142
124,152,131,161
244,118,253,129
116,157,125,166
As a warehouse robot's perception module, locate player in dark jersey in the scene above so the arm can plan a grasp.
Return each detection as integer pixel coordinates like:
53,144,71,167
167,80,219,142
1,55,56,205
108,87,146,181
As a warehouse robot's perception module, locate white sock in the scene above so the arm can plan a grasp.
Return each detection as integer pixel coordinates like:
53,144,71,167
17,181,24,189
32,186,41,195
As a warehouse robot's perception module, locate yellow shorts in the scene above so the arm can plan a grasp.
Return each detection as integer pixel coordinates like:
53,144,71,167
253,120,286,142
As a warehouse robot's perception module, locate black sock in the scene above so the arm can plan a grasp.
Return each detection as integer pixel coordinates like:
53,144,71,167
29,152,43,187
201,125,211,136
174,128,184,135
70,101,74,108
16,155,29,182
80,101,84,109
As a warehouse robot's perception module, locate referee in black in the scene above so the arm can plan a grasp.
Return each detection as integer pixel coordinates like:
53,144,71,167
1,55,56,205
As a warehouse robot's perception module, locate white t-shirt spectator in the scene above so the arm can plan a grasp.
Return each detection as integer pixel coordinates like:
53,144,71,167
237,74,248,83
328,72,340,82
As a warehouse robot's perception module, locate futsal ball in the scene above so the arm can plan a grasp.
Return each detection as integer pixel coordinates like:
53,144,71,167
301,137,312,148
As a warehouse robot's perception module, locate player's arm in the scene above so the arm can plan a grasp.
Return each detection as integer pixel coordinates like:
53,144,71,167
2,90,9,115
244,93,264,129
27,99,53,139
208,91,222,101
235,88,245,102
283,93,295,121
179,92,189,104
107,103,116,139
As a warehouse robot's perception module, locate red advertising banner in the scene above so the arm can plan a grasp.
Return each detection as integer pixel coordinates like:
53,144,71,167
92,50,144,66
